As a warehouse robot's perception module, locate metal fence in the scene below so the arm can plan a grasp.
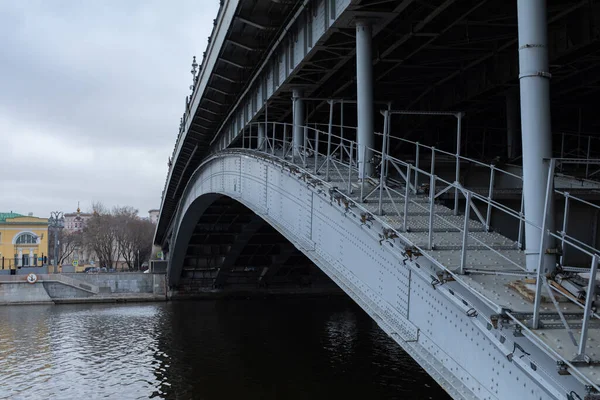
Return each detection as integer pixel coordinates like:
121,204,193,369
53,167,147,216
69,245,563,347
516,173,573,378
228,116,600,366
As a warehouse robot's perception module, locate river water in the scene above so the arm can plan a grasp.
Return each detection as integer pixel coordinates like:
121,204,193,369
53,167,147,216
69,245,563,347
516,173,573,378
0,298,449,399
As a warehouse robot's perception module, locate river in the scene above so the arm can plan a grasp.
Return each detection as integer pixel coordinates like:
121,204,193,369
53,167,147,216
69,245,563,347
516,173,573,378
0,298,449,399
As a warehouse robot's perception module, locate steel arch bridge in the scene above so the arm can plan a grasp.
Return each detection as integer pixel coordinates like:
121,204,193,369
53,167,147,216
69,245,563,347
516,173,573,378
154,1,600,398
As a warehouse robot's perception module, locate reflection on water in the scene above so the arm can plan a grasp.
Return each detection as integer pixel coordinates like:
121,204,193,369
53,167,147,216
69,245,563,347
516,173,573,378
0,298,449,399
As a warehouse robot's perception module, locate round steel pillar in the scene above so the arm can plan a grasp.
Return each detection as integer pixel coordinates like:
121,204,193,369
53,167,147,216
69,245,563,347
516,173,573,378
356,20,374,177
517,0,555,273
257,124,266,151
292,89,305,156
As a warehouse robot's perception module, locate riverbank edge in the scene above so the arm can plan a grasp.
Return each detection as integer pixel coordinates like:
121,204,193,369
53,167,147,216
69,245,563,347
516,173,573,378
0,283,347,305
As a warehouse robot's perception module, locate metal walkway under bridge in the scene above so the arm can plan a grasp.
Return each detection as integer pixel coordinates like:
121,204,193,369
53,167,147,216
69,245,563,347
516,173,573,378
154,1,600,399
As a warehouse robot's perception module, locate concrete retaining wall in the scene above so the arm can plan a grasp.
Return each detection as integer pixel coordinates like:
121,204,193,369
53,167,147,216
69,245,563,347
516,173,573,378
1,273,166,305
43,282,93,299
0,282,53,304
62,273,165,294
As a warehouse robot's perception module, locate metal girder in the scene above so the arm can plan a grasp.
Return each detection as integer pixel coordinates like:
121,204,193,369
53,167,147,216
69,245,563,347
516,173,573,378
219,57,247,69
213,72,239,83
226,39,259,52
235,16,274,30
204,97,225,107
208,86,231,96
408,0,589,110
257,244,298,286
213,215,265,287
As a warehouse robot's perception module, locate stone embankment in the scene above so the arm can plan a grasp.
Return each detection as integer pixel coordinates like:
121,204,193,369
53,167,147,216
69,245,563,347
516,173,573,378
0,271,166,305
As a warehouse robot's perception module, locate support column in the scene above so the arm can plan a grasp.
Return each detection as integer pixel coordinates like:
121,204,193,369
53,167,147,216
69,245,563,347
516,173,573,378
517,0,555,273
257,124,266,151
356,20,374,177
292,89,305,156
506,87,520,159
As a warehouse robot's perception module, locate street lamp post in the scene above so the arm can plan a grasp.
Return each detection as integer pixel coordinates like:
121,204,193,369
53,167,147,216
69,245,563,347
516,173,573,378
48,211,64,274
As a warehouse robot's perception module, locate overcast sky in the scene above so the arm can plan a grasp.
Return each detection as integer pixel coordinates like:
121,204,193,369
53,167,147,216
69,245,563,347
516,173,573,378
0,1,219,218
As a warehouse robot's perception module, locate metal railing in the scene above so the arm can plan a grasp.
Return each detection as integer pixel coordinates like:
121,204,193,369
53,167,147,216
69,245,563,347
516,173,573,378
232,118,600,363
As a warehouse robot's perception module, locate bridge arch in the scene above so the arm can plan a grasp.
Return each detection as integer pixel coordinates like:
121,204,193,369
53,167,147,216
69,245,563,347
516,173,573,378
169,192,325,290
164,149,585,399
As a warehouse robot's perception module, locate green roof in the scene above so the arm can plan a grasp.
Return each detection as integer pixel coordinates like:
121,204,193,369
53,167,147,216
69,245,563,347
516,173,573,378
0,212,23,222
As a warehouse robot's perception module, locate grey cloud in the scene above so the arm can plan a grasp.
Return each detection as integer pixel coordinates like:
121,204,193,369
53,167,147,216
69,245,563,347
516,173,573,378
0,0,219,217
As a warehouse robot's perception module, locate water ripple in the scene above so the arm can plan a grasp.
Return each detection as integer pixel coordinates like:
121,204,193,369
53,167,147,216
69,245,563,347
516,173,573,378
0,300,449,400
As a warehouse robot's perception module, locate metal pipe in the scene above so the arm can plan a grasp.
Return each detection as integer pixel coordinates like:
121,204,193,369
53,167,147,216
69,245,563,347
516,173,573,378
577,254,598,357
378,110,389,215
360,144,366,202
586,136,591,177
560,193,570,266
340,100,344,164
356,20,374,177
303,125,308,167
517,0,555,273
293,89,305,157
265,99,268,149
258,124,266,151
272,122,276,155
518,194,525,250
532,158,556,329
428,174,436,250
486,166,495,232
385,102,392,178
283,124,288,160
326,100,334,181
454,113,463,215
314,127,319,174
348,141,354,194
404,165,411,231
430,147,436,177
414,142,420,192
460,192,472,274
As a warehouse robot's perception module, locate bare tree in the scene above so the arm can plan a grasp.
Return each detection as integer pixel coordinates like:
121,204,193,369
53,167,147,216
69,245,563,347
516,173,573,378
131,218,155,270
113,207,154,270
83,205,118,269
58,232,83,266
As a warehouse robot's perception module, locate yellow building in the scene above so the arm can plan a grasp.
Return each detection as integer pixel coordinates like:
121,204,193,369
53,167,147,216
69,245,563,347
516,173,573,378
0,212,49,269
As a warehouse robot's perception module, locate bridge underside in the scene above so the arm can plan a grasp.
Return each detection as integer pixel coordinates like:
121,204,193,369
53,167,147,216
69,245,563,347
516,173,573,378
170,195,339,295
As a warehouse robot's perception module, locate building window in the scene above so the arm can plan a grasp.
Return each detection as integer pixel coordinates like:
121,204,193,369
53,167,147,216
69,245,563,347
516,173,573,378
15,233,37,244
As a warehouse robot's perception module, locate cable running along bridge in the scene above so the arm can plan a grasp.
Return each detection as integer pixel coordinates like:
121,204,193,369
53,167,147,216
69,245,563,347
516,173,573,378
154,1,600,399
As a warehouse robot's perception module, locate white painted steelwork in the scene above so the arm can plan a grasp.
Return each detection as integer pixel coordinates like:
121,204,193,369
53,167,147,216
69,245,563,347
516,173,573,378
517,0,555,274
293,89,305,156
356,20,374,178
168,120,600,399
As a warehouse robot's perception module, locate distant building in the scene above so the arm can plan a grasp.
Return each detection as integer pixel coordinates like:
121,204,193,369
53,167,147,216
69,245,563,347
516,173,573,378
148,209,159,225
0,212,49,268
64,205,92,233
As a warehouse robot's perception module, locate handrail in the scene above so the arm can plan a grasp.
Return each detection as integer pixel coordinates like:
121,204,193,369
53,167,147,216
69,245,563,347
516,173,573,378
194,119,600,353
171,119,600,390
238,120,600,345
